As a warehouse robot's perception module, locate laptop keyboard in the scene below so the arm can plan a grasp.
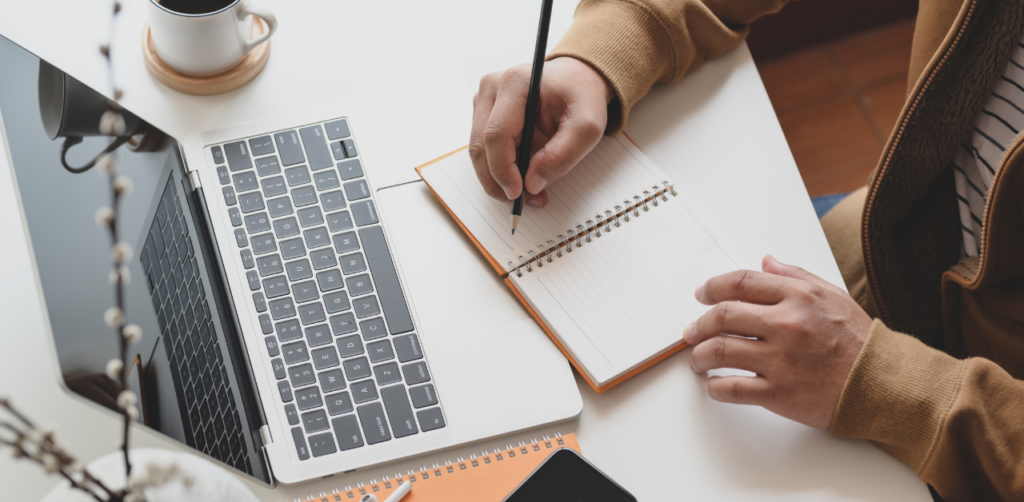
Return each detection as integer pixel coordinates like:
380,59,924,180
211,118,445,461
142,180,253,475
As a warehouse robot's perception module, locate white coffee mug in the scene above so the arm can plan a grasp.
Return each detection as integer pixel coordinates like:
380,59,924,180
148,0,278,77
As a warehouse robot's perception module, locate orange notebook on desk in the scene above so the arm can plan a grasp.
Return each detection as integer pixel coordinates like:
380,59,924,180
416,134,745,392
307,433,581,501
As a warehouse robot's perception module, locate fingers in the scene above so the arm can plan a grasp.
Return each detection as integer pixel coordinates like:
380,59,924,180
684,302,777,345
689,335,769,374
704,375,775,406
761,255,840,293
484,67,532,199
469,74,509,201
523,109,605,194
696,269,793,306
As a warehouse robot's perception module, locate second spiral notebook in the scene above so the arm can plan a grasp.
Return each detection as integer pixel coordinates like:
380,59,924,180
416,133,745,392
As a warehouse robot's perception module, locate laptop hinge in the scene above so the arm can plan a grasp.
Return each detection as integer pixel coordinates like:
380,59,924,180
188,169,202,190
259,425,273,446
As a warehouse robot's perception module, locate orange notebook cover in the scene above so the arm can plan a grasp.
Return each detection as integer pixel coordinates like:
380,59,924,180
308,433,581,502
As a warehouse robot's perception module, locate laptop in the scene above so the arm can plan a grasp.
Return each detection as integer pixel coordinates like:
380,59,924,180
0,35,581,484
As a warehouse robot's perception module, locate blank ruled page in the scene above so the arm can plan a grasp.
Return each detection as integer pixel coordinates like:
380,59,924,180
420,134,666,272
509,197,745,386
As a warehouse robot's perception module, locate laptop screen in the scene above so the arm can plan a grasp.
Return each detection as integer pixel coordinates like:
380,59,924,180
0,34,271,483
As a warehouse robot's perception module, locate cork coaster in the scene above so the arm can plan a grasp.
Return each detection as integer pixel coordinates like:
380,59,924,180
142,18,271,96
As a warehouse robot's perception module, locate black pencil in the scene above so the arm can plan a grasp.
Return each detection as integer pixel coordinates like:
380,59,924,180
511,0,554,235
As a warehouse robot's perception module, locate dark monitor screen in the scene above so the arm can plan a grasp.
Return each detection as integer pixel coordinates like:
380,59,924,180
505,449,636,502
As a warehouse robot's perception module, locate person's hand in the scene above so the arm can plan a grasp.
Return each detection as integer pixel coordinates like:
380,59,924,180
470,57,614,207
684,255,873,430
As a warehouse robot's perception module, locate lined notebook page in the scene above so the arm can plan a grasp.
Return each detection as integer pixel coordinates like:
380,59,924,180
509,197,744,386
420,133,666,272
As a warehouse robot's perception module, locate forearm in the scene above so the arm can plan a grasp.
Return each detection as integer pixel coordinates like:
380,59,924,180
548,0,790,132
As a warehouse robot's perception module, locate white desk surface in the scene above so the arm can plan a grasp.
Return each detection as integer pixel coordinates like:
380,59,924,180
0,1,929,500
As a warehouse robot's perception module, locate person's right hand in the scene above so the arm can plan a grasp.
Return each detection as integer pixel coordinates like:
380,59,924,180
470,57,614,207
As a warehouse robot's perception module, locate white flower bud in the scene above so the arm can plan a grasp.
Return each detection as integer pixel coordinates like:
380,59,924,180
104,307,124,328
99,111,126,136
25,429,41,443
125,404,139,421
116,390,137,409
42,454,60,473
95,207,114,227
113,176,133,196
97,154,117,176
112,242,133,263
105,359,123,380
122,324,142,344
118,265,131,285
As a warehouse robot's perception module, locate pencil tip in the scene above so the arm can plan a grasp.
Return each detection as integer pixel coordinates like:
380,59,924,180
511,214,520,235
511,229,515,235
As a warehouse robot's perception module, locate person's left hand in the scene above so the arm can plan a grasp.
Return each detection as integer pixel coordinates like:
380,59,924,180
683,255,873,430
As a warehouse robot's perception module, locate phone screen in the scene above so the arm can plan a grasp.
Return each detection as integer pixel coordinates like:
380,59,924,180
504,449,637,502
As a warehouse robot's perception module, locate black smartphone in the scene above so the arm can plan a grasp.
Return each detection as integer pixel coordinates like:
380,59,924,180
503,448,637,502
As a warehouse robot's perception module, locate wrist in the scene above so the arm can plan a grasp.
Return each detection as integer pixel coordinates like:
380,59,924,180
552,56,615,105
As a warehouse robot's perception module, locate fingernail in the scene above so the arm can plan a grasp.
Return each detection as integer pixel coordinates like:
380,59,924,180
683,322,694,343
503,186,517,200
527,197,545,207
526,174,547,194
694,285,704,301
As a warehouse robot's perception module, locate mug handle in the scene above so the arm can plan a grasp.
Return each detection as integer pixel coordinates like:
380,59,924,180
238,1,279,54
60,135,133,174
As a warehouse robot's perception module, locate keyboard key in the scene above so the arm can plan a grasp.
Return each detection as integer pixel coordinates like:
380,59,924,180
256,254,283,277
343,180,370,201
276,319,302,341
367,339,395,363
295,386,323,411
298,207,324,228
326,211,354,233
417,407,445,432
299,302,327,325
374,362,402,386
253,292,267,312
274,130,305,166
316,269,344,292
337,335,364,358
393,334,422,362
330,313,358,336
289,363,317,387
325,119,351,140
263,275,289,298
321,190,347,211
259,314,273,334
270,297,297,320
228,207,243,227
343,357,371,380
245,270,260,291
314,170,341,191
331,141,346,160
216,165,230,186
212,145,225,165
299,125,334,170
324,291,351,314
265,336,279,356
308,432,337,457
256,155,282,176
290,427,309,460
285,165,311,186
273,217,300,238
359,318,387,340
402,361,430,385
251,233,277,255
233,171,258,192
280,238,307,260
320,368,346,393
234,228,249,248
278,380,293,402
337,159,363,180
333,415,363,451
267,196,293,217
238,192,265,213
225,141,252,172
282,340,309,364
223,186,237,206
305,324,332,347
325,391,353,416
339,253,366,274
360,226,413,333
343,139,357,158
357,402,391,445
353,295,380,319
244,212,271,233
346,274,374,296
291,188,316,209
333,231,360,254
292,279,319,303
249,136,275,156
284,404,299,425
310,249,337,270
409,384,437,409
351,200,379,226
286,259,313,281
262,175,287,197
271,358,287,380
381,385,417,438
312,346,340,369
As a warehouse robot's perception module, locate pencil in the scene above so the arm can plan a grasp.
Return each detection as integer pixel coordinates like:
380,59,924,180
511,0,554,235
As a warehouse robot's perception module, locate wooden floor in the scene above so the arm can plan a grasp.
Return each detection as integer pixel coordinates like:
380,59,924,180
757,19,916,197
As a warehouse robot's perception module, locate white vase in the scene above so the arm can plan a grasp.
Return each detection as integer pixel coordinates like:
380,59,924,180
41,448,259,502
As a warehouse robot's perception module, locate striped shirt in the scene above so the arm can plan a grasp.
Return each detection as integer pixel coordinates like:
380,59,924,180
953,38,1024,257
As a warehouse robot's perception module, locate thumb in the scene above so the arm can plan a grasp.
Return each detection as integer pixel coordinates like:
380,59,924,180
762,255,839,292
524,115,604,194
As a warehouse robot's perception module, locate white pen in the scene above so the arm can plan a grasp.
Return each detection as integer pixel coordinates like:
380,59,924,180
359,481,412,502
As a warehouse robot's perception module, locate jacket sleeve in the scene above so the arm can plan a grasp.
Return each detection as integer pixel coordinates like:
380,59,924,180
547,0,790,132
830,320,1024,501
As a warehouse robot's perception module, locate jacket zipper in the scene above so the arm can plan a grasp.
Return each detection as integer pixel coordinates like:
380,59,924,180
862,0,977,323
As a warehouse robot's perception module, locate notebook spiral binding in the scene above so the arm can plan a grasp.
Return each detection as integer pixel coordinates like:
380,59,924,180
299,433,569,501
507,180,678,277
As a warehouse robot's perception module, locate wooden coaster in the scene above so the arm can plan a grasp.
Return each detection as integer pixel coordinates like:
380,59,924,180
142,18,271,96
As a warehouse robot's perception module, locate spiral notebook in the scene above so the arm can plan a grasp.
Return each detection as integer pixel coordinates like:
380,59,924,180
306,433,581,501
416,133,744,392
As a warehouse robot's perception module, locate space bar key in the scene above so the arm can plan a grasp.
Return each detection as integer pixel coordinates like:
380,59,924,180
358,226,414,334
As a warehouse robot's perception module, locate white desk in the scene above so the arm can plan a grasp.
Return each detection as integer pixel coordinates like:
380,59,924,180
0,1,929,500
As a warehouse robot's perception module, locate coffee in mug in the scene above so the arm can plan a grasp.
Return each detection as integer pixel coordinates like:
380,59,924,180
158,0,236,15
